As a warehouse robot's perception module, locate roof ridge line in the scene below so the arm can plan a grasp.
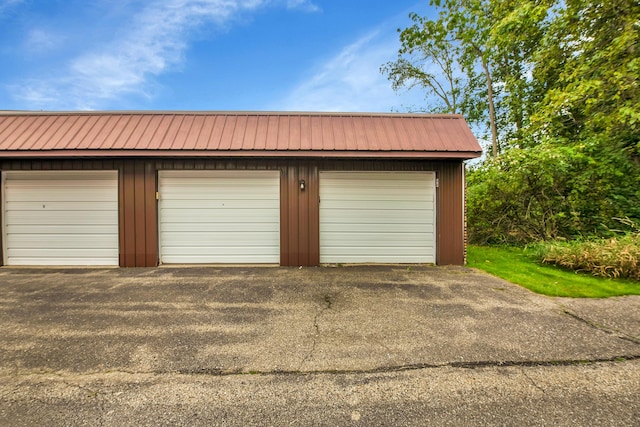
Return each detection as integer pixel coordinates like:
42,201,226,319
0,110,464,119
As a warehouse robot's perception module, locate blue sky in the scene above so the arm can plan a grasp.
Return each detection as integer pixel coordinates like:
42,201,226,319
0,0,434,112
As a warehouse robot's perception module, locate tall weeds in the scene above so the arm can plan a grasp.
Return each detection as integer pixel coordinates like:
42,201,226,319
536,232,640,280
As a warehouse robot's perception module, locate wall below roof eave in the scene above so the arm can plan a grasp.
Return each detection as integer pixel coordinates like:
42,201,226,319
0,157,467,267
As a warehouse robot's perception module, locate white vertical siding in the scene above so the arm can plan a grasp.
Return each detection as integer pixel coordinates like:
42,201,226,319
158,170,280,264
3,170,119,266
320,171,436,263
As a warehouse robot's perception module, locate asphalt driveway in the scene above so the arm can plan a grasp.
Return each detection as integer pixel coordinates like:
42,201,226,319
1,265,639,425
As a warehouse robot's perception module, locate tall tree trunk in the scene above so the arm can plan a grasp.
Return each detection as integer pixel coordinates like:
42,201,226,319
480,57,498,156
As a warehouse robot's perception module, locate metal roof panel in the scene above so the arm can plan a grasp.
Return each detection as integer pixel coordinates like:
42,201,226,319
0,111,482,159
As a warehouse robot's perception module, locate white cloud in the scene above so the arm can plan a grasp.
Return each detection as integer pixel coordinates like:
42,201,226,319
24,29,66,54
273,29,427,113
286,0,320,13
0,0,23,15
11,0,271,110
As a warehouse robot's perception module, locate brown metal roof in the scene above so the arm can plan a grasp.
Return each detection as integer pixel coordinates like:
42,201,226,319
0,111,482,159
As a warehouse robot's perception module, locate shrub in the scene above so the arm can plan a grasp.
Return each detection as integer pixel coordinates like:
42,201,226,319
466,139,640,245
466,144,577,245
534,233,640,280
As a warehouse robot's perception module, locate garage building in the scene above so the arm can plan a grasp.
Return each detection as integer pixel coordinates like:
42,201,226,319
0,111,481,267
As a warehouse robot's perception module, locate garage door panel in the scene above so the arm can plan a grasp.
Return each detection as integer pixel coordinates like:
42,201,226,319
6,171,115,180
9,247,118,257
322,181,434,191
322,246,434,255
162,178,276,184
321,248,434,264
6,210,118,225
322,193,433,202
161,222,277,232
321,172,435,182
320,222,433,233
3,171,119,266
320,209,435,223
320,200,433,210
160,170,276,179
160,208,279,223
6,191,116,203
158,170,280,264
161,189,279,200
160,231,279,246
321,255,431,263
10,259,117,266
159,199,279,209
321,186,434,194
161,246,278,264
5,181,117,189
163,178,279,187
321,232,434,245
9,254,118,266
161,246,278,255
7,234,118,249
320,171,435,264
6,201,118,211
161,255,278,264
7,225,118,234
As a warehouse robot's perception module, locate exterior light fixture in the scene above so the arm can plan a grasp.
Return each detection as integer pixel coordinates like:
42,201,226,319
299,179,305,191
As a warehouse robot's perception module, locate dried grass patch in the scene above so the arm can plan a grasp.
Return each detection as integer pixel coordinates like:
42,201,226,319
538,234,640,280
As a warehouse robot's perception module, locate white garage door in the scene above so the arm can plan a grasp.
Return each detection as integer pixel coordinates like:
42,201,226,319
320,171,436,263
158,170,280,264
2,170,119,266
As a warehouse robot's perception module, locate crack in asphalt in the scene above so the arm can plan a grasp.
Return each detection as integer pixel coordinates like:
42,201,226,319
178,354,640,377
6,355,638,380
560,306,640,345
520,368,546,393
208,354,640,376
296,294,335,370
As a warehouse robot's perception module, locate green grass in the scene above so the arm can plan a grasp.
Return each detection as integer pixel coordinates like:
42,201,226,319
467,245,640,298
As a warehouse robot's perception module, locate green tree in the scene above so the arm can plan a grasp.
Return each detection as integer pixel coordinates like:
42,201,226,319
381,14,463,115
467,0,640,243
434,0,500,155
388,0,640,242
531,0,639,151
488,0,551,145
383,0,550,156
528,0,640,232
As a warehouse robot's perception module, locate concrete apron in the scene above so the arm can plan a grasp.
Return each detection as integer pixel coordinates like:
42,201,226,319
0,266,638,376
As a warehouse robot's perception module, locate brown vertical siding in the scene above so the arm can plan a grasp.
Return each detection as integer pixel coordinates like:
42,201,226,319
118,165,126,266
134,161,146,266
298,163,310,266
0,171,3,266
308,164,320,266
284,164,299,265
280,167,290,265
121,161,137,266
145,161,158,267
279,161,320,266
120,160,158,267
463,165,468,264
436,162,465,265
